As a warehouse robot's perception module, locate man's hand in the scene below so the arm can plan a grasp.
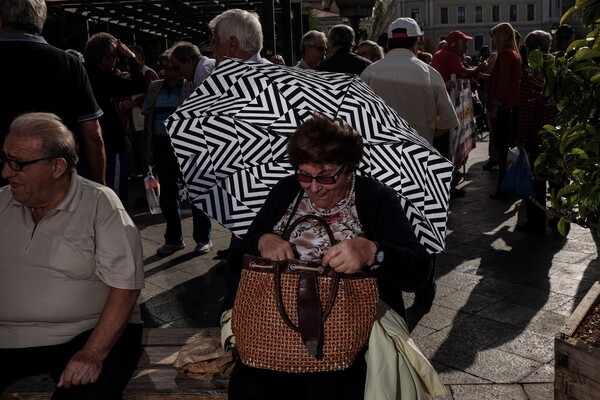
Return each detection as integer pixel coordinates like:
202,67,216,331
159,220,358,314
57,348,103,389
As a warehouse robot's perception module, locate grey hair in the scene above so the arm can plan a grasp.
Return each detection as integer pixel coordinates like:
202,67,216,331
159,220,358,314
328,24,355,48
169,41,201,63
9,112,78,170
84,32,117,64
356,40,384,60
0,0,47,35
300,30,327,55
209,9,263,54
525,30,553,53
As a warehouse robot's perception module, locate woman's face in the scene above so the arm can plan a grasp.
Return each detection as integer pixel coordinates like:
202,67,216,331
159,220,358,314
297,163,352,210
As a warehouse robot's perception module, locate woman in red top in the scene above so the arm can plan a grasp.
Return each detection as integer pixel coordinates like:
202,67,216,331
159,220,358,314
487,22,521,198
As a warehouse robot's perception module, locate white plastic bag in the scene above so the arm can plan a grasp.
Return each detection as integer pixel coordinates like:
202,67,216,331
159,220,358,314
144,166,161,214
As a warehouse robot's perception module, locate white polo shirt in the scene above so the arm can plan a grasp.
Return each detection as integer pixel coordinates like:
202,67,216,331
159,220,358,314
0,173,144,348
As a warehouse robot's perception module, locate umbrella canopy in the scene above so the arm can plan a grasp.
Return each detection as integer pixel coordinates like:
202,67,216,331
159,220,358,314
166,58,453,253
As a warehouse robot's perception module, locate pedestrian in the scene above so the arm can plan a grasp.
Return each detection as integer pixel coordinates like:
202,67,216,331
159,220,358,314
0,112,144,398
487,22,521,199
0,0,105,186
143,49,211,256
316,24,371,75
295,30,328,69
84,32,148,208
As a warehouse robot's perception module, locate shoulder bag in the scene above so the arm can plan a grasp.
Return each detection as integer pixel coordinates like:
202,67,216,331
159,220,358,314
231,213,379,373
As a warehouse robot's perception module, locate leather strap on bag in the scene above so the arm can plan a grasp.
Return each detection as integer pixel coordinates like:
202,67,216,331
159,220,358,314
275,214,340,357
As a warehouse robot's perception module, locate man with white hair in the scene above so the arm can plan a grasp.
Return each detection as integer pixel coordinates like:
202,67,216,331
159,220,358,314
209,8,268,65
295,30,328,69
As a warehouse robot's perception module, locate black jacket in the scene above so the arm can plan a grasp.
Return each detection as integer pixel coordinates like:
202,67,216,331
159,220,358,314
229,175,432,319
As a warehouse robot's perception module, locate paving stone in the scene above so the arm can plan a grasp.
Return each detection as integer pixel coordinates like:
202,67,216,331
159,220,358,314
520,361,555,383
522,383,554,400
449,383,527,399
496,330,555,364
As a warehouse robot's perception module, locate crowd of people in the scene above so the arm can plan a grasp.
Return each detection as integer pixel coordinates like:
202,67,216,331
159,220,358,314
1,0,572,398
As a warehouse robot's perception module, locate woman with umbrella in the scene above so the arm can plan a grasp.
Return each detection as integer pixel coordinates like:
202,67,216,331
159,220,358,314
227,115,441,399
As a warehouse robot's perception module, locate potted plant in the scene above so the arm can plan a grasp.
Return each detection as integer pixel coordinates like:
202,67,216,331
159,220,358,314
529,1,600,397
529,0,600,237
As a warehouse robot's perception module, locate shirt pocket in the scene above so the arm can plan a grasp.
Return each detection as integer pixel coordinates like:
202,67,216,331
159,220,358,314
48,234,97,280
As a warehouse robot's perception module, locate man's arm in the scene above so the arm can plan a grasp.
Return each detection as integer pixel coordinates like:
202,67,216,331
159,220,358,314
457,62,487,79
79,119,106,185
57,287,140,389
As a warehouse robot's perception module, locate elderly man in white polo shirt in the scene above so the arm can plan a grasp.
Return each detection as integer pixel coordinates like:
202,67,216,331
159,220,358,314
0,112,144,398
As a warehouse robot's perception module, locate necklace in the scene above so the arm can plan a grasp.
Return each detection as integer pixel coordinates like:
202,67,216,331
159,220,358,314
305,174,355,217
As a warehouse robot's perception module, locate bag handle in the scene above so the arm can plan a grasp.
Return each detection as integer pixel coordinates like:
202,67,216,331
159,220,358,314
274,214,341,356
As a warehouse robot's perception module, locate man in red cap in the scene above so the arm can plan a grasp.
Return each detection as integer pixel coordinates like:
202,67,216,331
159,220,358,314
431,31,487,83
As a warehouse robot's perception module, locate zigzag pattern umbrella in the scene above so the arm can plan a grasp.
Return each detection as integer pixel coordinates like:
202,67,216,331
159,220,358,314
166,58,453,253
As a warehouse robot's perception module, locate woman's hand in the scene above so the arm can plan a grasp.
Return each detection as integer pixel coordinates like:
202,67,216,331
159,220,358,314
322,237,377,274
258,233,295,261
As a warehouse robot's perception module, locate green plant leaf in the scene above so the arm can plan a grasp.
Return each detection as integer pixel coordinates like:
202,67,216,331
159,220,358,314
557,216,571,236
573,48,600,61
528,49,544,70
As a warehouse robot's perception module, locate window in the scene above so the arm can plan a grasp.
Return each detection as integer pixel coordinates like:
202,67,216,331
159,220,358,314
527,3,535,21
411,8,420,23
474,35,484,53
457,6,466,23
509,4,517,21
474,5,483,23
492,5,500,22
440,7,448,24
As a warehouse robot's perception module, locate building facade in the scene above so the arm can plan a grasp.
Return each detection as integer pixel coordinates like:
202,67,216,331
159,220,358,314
394,0,575,56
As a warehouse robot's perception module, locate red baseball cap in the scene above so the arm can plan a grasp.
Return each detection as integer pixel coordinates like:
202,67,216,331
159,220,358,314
446,31,473,44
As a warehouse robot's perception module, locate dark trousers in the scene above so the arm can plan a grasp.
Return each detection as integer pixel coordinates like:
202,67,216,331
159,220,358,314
523,143,547,229
228,349,367,400
0,324,142,400
153,140,211,245
492,108,519,192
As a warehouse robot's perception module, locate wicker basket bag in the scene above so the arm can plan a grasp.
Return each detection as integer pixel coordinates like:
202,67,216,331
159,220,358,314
231,214,379,372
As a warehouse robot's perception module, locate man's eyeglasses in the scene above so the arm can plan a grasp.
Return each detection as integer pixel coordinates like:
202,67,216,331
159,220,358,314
296,165,346,185
0,152,53,172
309,45,328,53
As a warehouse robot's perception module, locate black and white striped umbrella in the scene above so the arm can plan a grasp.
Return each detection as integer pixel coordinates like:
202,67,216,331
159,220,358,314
166,58,453,253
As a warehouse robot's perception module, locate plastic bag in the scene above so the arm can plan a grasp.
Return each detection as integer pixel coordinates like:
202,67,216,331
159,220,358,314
173,335,234,381
500,147,535,199
144,166,161,214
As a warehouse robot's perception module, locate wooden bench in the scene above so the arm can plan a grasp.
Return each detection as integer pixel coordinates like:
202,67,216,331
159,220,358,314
2,328,229,399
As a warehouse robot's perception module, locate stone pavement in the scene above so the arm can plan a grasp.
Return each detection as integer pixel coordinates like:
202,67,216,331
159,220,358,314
131,133,600,399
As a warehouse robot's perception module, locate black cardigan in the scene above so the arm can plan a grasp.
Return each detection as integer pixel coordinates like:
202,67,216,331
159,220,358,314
229,175,432,318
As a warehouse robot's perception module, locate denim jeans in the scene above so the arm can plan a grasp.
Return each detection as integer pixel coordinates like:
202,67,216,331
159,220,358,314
153,139,211,245
106,152,129,209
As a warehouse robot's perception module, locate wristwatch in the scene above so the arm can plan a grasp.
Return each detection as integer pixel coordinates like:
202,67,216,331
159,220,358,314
373,241,384,266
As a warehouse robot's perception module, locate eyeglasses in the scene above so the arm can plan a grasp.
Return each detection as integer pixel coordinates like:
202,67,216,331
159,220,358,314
0,151,53,172
309,45,328,53
296,165,346,185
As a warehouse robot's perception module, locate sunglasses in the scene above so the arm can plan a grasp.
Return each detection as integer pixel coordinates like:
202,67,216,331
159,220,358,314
309,45,328,53
296,165,346,185
0,151,53,172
